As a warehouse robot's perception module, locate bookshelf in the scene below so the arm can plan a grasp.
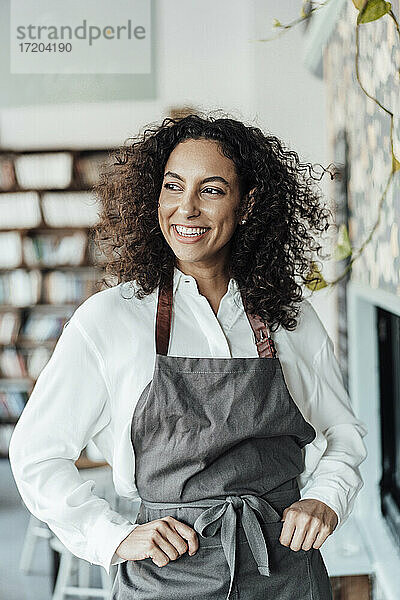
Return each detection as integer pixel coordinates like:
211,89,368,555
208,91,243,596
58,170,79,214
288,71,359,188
0,147,116,460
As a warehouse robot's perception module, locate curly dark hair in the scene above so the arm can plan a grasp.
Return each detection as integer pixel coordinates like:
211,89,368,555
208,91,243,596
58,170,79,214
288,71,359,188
93,110,334,331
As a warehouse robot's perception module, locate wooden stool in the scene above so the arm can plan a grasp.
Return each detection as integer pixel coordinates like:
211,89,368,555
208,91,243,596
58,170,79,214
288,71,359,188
49,535,117,600
49,461,118,600
19,513,53,573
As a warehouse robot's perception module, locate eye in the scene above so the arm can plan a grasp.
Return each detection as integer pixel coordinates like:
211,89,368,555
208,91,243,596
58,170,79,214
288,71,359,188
163,183,224,195
164,183,181,191
201,187,224,195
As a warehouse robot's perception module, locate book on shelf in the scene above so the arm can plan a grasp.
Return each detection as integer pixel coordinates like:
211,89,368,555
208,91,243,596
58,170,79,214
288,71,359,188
21,311,72,342
0,232,23,268
0,390,28,419
0,230,89,269
0,155,16,191
0,192,42,229
0,425,15,456
0,269,42,306
14,152,73,190
0,311,21,345
0,269,101,306
75,151,114,187
4,345,53,381
22,231,88,267
25,345,53,380
0,347,28,378
43,270,101,304
41,191,100,227
0,345,52,381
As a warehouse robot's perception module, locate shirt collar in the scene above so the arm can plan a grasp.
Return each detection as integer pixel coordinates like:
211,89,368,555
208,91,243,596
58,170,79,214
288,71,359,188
173,265,240,298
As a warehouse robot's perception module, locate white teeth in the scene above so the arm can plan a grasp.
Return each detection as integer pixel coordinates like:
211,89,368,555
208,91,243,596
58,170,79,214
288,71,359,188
175,225,209,237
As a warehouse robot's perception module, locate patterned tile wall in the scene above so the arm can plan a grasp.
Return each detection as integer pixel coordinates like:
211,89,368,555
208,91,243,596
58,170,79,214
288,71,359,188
324,0,400,294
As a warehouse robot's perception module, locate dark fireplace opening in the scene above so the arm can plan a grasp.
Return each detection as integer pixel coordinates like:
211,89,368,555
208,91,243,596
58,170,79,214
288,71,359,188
377,306,400,546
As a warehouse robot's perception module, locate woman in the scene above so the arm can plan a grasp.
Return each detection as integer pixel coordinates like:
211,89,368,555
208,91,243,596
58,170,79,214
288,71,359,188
9,113,368,600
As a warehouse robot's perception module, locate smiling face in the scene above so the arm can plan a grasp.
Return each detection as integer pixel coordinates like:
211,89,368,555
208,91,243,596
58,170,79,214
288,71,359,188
158,138,243,272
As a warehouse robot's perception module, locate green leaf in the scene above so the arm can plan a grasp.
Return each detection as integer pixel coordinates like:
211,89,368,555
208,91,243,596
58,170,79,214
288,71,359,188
305,262,328,291
352,0,367,9
334,224,353,261
392,152,400,172
272,18,282,28
356,0,392,24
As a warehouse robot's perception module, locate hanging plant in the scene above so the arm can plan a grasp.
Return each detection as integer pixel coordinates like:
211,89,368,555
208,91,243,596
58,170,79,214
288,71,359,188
305,261,328,291
258,0,400,290
352,0,392,24
334,224,352,261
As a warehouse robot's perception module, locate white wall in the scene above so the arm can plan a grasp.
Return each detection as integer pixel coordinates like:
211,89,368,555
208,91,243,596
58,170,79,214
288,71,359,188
0,0,337,343
250,1,337,344
0,0,256,149
0,1,324,153
252,2,327,161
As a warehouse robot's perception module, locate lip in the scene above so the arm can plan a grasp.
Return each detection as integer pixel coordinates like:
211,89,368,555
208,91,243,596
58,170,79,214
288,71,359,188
171,224,211,244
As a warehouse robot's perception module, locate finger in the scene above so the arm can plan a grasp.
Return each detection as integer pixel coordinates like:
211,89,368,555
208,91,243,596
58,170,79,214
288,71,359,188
288,523,309,552
279,516,296,548
163,517,199,555
151,529,182,562
156,519,190,556
300,520,321,551
173,520,199,555
149,542,173,568
311,524,331,549
280,511,309,552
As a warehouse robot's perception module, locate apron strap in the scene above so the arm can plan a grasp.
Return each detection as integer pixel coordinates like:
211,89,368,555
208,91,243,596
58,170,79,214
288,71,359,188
156,275,173,356
244,312,277,359
156,274,277,358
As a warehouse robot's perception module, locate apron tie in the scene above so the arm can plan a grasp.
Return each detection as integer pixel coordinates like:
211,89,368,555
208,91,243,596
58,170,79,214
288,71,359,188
141,494,282,600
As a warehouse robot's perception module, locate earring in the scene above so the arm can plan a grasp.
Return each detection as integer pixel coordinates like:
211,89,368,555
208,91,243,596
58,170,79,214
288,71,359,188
240,219,247,225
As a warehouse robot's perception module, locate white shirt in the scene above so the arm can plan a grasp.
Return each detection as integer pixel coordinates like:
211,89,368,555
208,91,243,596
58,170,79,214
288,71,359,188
9,265,368,575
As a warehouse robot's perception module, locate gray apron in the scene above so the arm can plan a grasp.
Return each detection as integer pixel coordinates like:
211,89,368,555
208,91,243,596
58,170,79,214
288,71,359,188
112,273,333,600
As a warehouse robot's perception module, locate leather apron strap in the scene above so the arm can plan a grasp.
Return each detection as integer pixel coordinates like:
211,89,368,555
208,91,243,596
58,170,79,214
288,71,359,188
155,274,173,356
156,273,277,358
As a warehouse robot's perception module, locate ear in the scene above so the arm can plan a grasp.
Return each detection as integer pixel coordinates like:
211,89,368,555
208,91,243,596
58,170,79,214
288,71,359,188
240,187,257,221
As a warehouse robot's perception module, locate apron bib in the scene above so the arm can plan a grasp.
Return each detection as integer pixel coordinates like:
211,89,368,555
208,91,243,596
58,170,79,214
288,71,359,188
112,273,333,600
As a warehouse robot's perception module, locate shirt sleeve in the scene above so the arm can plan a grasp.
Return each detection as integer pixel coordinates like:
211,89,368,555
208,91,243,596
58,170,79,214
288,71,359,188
8,314,139,574
299,335,368,532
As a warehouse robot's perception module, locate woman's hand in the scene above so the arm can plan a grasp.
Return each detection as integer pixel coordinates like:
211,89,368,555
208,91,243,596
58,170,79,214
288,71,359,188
279,499,338,551
115,516,199,567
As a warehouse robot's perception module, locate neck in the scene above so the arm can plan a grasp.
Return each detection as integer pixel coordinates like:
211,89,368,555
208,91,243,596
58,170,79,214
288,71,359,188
175,259,232,316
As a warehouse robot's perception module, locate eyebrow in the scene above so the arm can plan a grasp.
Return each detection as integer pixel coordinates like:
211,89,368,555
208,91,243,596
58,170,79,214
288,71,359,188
163,171,230,187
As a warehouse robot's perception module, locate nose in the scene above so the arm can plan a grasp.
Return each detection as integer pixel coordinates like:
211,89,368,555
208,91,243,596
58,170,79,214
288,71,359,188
178,187,200,217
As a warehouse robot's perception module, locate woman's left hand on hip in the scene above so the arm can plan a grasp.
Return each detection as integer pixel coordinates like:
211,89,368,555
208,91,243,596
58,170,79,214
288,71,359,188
279,499,338,551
